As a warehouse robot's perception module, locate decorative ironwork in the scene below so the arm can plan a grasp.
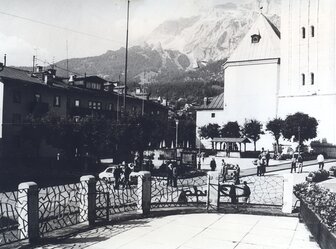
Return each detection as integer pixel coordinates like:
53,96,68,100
38,182,87,235
0,189,28,245
219,175,284,206
95,180,139,221
150,175,207,208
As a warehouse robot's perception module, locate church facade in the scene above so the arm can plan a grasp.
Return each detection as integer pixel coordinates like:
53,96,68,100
197,0,336,153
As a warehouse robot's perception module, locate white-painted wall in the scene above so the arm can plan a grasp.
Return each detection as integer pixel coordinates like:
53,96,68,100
279,0,336,144
224,61,280,124
196,109,225,149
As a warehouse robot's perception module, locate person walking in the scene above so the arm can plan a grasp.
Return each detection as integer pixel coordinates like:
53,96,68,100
210,158,217,171
290,154,297,173
317,153,325,169
297,154,303,173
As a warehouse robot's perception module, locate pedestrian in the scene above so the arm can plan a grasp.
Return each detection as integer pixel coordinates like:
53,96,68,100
253,158,261,176
317,153,325,169
172,165,178,187
210,158,217,171
167,161,173,186
290,154,297,173
265,150,270,167
259,155,266,176
226,147,231,157
114,165,123,189
243,181,251,203
124,163,132,187
221,159,227,182
297,154,303,173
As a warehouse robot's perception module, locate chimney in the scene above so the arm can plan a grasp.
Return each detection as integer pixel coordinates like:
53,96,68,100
4,54,6,67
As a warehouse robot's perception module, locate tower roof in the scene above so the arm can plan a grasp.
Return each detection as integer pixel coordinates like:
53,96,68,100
227,14,280,62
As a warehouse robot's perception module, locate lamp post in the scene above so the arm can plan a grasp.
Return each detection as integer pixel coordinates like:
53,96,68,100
175,119,179,148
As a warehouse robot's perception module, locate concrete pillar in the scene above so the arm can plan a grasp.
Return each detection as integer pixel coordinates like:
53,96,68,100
137,171,151,215
207,171,221,211
282,174,294,213
17,182,39,242
79,175,96,225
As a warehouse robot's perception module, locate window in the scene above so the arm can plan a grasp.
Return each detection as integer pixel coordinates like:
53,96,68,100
302,74,305,85
311,26,315,37
251,34,261,43
107,103,113,111
12,113,21,125
13,91,21,103
97,102,102,110
302,27,306,39
54,96,61,107
157,110,160,115
311,73,315,85
88,101,92,109
211,113,216,118
86,82,101,90
132,106,136,112
92,101,97,109
74,99,80,107
34,93,41,103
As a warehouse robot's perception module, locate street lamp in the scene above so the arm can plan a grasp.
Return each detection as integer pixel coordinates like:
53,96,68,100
175,119,179,148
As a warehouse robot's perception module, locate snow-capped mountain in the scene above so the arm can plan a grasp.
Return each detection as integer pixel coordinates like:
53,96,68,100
145,0,280,63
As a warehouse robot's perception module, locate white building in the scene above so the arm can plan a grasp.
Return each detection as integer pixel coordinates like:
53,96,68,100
278,0,336,145
223,14,281,124
196,94,224,149
196,1,336,154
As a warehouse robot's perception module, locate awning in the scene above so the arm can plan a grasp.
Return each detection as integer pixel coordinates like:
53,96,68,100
211,137,251,143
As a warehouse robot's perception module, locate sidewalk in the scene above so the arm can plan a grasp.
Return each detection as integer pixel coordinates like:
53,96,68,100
32,213,320,249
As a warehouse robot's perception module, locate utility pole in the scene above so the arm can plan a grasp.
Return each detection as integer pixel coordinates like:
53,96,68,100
123,0,130,113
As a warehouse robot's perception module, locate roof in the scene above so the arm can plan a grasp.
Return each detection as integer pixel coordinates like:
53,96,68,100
227,14,280,62
197,93,224,110
0,67,42,84
211,137,251,143
0,67,167,109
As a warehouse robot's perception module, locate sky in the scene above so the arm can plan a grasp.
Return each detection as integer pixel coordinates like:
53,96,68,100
0,0,240,66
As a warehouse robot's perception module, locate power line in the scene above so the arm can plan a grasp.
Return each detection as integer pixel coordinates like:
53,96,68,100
35,57,84,77
0,10,123,44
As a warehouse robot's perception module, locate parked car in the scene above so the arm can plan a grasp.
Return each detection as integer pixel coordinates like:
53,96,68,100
99,166,117,182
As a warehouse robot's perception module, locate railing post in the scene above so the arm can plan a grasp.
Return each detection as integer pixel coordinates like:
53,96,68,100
80,175,96,225
207,171,221,211
282,174,294,214
137,171,151,215
17,182,39,243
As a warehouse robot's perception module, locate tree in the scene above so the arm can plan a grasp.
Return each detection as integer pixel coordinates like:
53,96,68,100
266,118,285,154
199,123,220,139
242,119,263,151
220,121,241,138
282,112,318,146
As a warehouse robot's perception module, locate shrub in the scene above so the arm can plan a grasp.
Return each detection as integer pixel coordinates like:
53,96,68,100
294,182,336,231
307,169,329,182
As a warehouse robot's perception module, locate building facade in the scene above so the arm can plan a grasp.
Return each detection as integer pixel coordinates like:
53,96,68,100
0,66,168,158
